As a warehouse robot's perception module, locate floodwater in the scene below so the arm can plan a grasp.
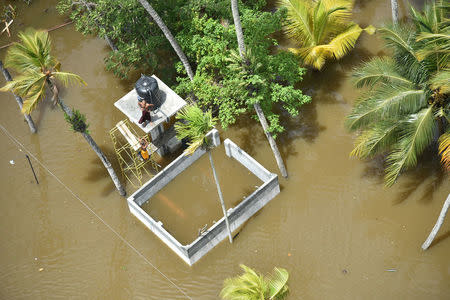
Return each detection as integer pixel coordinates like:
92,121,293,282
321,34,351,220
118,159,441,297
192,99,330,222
141,146,262,245
0,0,448,299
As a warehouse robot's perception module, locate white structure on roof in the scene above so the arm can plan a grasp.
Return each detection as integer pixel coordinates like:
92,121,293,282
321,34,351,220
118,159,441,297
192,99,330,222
114,75,187,156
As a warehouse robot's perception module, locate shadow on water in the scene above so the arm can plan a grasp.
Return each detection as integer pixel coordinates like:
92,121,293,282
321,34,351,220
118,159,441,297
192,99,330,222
84,144,123,197
226,113,268,157
429,230,450,249
393,155,447,205
360,148,447,204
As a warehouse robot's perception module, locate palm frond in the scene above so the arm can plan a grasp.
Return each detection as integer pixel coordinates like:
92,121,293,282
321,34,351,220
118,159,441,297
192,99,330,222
385,105,437,186
429,69,450,93
379,25,430,84
221,265,267,300
279,0,368,69
0,69,47,99
292,45,332,70
438,130,450,170
5,29,57,73
350,120,403,158
416,32,450,60
21,77,48,114
379,25,417,59
312,1,348,45
327,24,371,59
353,57,413,88
52,71,87,87
267,267,289,300
175,104,216,156
277,0,314,46
322,0,353,23
345,84,426,131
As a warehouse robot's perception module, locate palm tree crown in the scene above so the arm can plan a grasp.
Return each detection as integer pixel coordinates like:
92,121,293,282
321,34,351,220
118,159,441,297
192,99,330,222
175,104,217,155
277,0,375,70
345,1,449,186
220,264,289,300
0,29,85,114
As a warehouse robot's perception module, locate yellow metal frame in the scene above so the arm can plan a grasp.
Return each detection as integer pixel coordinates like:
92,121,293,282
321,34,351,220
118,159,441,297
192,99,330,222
109,119,159,187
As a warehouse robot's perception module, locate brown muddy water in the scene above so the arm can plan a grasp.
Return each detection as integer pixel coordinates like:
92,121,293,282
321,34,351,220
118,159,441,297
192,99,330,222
0,0,448,299
141,146,262,245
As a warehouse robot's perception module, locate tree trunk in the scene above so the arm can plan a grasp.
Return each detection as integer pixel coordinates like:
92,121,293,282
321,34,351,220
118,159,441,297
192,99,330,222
230,0,288,178
137,0,194,81
0,60,37,133
230,0,246,59
422,194,450,250
55,90,126,196
208,151,233,243
390,0,399,25
253,103,288,178
79,0,118,51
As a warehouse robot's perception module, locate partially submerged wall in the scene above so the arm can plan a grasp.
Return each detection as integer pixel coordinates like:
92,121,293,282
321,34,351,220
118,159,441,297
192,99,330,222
127,132,280,265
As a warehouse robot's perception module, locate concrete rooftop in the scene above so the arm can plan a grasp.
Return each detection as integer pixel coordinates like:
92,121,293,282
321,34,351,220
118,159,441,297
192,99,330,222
114,75,187,134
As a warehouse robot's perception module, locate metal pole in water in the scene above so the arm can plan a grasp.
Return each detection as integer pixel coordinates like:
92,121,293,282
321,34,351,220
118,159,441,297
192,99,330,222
26,154,39,184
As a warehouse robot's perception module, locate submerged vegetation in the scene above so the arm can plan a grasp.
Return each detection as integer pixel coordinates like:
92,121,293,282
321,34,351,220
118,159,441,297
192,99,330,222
0,29,126,196
0,0,449,298
221,265,289,300
58,0,311,137
346,1,449,186
276,0,375,70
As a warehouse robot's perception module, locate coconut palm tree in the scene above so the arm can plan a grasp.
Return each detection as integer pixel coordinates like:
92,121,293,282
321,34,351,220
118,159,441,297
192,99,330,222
0,29,126,196
175,104,233,243
220,264,289,300
230,0,289,178
277,0,375,70
137,0,195,81
345,1,449,187
0,60,37,133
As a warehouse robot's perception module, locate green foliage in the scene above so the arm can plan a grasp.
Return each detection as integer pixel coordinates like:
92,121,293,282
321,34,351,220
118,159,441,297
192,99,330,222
277,0,375,70
57,0,181,78
278,0,375,70
58,0,310,134
64,109,90,134
220,265,289,300
175,2,310,134
175,104,217,155
345,1,449,187
0,29,85,114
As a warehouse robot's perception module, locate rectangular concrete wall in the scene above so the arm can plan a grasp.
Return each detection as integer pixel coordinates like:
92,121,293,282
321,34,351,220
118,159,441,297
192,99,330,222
127,131,280,266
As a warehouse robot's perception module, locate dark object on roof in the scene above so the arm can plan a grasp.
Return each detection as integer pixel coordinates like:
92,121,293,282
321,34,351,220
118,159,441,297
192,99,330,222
135,75,162,109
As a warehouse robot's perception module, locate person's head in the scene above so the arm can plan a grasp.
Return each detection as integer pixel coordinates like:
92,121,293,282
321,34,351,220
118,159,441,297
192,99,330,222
140,139,146,146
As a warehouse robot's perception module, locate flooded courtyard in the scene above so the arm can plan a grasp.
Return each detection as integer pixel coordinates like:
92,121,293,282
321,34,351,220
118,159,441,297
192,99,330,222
0,0,449,299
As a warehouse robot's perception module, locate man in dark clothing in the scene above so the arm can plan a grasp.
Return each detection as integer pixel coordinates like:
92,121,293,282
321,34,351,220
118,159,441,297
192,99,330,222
138,99,153,126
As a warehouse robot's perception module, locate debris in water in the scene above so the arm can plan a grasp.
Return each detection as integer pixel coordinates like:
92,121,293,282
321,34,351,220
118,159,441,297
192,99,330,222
34,257,37,260
38,268,44,272
342,269,348,274
288,253,291,257
385,269,397,272
9,160,14,165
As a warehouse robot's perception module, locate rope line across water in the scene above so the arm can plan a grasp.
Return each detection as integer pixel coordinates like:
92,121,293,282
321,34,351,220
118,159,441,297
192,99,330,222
0,124,192,300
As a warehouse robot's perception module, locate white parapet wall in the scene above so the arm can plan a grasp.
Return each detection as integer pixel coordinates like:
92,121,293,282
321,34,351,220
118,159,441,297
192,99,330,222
127,131,280,265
